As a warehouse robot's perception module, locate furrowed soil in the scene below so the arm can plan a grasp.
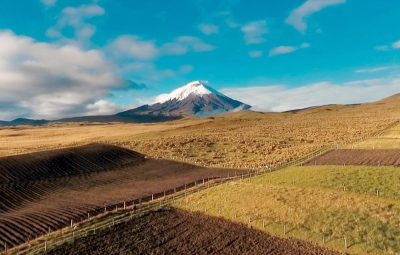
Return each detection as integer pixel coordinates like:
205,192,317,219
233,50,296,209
47,208,341,255
0,144,240,248
306,149,400,166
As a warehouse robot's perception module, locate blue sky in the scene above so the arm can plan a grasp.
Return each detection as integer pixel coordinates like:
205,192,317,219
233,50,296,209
0,0,399,120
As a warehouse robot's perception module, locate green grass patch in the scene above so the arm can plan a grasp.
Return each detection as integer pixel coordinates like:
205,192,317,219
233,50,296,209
251,165,400,200
173,165,400,254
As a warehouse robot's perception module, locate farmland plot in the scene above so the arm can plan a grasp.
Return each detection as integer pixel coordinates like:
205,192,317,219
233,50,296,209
0,144,240,248
47,208,340,255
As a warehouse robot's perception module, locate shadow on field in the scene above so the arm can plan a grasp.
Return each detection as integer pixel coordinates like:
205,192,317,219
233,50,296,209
47,208,341,255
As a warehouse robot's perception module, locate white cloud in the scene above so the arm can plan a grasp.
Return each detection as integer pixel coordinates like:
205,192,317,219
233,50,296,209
241,20,268,44
269,42,310,56
161,36,215,55
356,66,394,73
269,46,296,56
86,100,121,115
375,40,400,51
0,30,119,120
248,50,263,58
108,35,158,60
286,0,346,33
198,23,219,35
392,40,400,49
220,77,400,112
41,0,56,6
47,4,105,44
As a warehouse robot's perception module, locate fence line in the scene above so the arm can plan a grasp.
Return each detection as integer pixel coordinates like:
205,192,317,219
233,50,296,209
2,120,399,255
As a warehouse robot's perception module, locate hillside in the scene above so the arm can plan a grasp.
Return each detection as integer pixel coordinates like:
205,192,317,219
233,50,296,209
123,93,400,168
0,144,241,248
0,93,398,169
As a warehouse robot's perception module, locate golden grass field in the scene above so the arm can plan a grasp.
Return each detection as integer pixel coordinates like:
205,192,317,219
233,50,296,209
0,118,211,157
173,122,400,255
1,94,399,169
350,124,400,149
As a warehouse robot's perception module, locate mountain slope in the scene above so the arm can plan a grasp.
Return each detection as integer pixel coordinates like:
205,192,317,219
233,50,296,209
123,81,251,117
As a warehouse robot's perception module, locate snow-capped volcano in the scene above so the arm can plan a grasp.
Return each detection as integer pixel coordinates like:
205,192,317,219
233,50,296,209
155,81,224,103
118,81,251,117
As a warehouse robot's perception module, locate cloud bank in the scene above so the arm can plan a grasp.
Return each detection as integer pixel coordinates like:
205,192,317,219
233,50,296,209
0,30,119,120
221,77,400,112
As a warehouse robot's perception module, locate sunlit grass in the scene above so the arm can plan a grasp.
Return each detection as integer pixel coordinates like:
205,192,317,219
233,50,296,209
173,166,400,254
251,165,400,200
350,126,400,149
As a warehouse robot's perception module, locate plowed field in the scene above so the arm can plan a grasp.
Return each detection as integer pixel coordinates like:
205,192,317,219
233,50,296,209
0,144,239,248
307,149,400,166
48,208,341,255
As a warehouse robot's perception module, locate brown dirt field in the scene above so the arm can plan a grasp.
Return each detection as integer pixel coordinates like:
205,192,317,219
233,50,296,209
47,208,341,255
0,144,241,248
306,149,400,166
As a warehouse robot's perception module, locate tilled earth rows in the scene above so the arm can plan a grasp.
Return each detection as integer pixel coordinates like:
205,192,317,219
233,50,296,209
48,208,341,255
0,144,241,249
306,149,400,166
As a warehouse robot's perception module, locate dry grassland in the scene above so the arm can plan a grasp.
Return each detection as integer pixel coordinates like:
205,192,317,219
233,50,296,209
0,94,399,169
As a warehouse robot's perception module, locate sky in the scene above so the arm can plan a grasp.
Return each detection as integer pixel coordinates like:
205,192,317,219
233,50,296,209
0,0,400,120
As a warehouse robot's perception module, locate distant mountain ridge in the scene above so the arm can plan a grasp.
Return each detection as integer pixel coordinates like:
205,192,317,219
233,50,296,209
0,81,251,126
2,86,398,127
0,118,49,126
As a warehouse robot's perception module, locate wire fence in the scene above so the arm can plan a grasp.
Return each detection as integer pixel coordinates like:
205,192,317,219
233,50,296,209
2,120,399,255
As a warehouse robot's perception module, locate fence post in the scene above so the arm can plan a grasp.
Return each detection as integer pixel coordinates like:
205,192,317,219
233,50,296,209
344,237,348,249
151,194,154,201
70,219,73,228
124,201,126,210
44,241,47,252
283,224,286,235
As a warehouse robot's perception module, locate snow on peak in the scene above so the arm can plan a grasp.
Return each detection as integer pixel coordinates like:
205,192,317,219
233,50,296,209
154,81,223,103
